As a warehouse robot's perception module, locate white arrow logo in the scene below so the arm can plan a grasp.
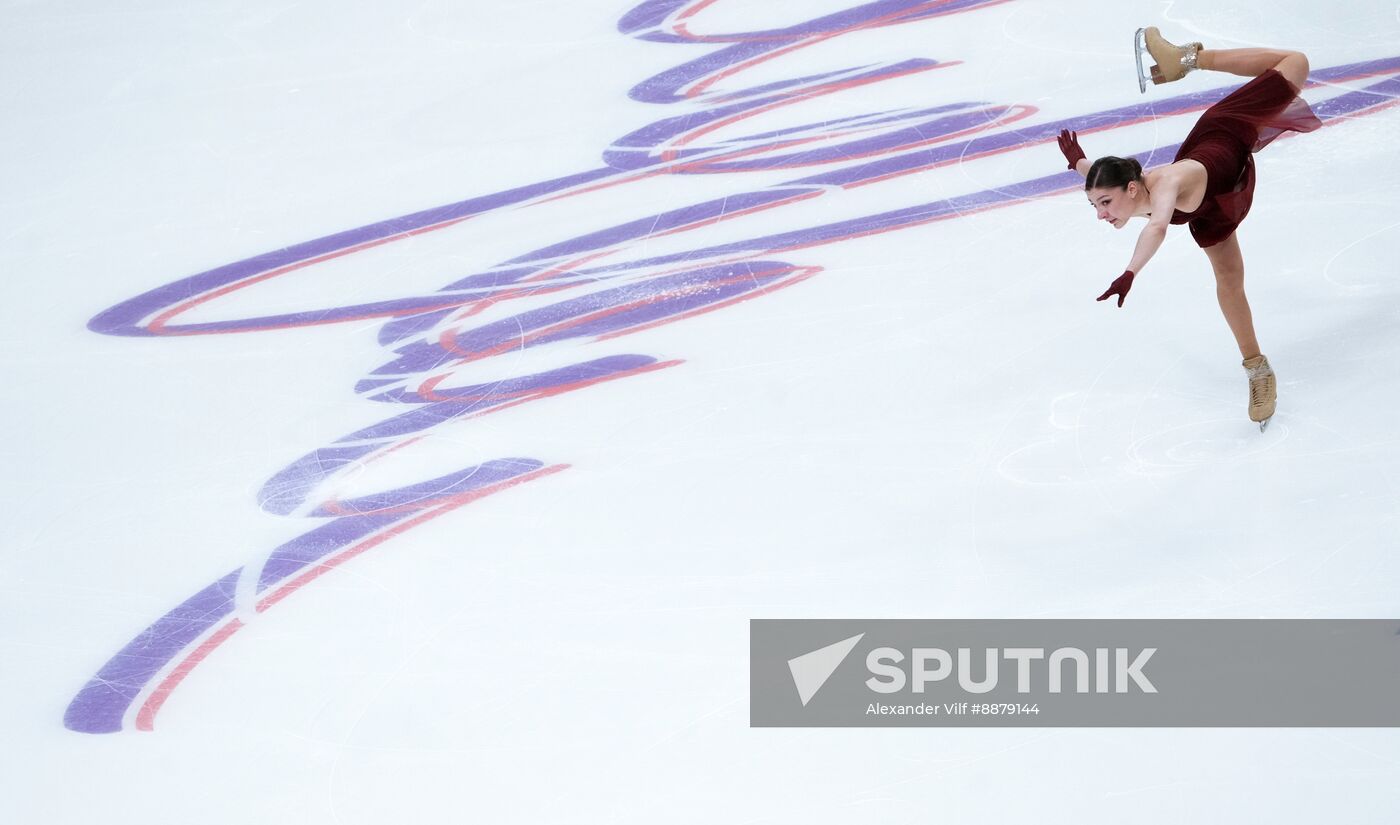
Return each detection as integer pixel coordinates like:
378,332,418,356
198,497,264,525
788,633,864,706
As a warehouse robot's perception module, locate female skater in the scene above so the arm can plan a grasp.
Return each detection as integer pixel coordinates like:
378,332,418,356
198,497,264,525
1057,28,1321,430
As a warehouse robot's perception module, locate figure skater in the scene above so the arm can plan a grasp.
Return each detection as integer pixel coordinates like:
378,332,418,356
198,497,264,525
1057,27,1321,431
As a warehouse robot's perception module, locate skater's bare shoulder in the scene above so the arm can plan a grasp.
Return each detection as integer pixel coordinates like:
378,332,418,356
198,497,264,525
1146,160,1208,214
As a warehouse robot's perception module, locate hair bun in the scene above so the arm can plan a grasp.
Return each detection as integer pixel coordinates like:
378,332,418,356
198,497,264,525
1085,156,1146,191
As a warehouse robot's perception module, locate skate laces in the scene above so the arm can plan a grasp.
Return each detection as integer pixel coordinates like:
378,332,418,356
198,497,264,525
1246,361,1275,406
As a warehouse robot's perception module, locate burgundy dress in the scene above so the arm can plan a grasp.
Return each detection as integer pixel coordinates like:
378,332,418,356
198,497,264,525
1169,69,1321,248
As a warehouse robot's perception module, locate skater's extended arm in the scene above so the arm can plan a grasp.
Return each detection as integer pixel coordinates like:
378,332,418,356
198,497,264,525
1125,218,1168,274
1124,180,1179,273
1097,181,1178,308
1097,214,1170,307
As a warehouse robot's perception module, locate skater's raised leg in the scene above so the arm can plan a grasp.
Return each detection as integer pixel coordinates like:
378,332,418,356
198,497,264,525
1138,27,1310,92
1198,47,1310,89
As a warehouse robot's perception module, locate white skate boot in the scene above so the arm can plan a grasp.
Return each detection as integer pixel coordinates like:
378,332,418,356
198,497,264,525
1243,354,1277,432
1134,27,1203,93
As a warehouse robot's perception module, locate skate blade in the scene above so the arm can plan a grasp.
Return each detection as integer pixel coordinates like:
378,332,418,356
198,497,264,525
1258,417,1271,433
1134,28,1149,94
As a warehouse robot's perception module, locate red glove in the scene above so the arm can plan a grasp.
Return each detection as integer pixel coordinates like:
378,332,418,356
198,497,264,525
1096,271,1136,307
1057,129,1086,171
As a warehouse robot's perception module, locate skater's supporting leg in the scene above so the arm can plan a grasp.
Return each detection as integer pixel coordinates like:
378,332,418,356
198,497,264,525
1202,233,1262,359
1198,47,1310,89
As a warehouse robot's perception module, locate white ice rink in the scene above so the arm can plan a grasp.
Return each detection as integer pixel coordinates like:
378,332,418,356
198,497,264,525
6,0,1400,821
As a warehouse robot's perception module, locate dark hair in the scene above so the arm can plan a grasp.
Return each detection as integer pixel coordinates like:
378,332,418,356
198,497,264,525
1085,156,1143,191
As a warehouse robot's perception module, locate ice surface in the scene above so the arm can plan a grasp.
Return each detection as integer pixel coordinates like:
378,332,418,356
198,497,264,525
4,0,1400,821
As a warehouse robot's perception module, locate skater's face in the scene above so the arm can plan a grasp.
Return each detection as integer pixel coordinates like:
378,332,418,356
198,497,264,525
1087,183,1139,229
